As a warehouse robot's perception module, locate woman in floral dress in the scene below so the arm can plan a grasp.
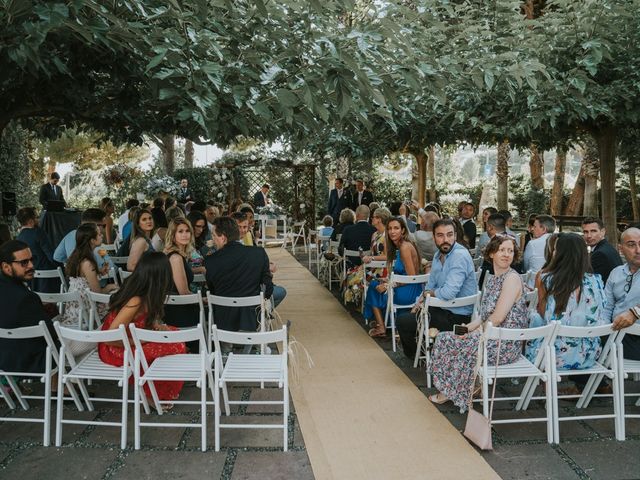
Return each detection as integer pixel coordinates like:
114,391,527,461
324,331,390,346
430,235,528,410
525,233,607,371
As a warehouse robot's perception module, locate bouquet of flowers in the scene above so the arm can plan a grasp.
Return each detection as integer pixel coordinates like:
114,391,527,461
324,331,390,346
257,204,286,216
145,176,179,196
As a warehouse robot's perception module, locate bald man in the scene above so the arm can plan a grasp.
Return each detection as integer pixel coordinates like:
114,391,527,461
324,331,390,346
414,211,439,261
603,227,640,359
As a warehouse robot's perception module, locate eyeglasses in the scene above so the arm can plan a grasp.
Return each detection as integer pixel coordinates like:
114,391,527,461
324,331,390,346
625,273,634,293
11,258,33,267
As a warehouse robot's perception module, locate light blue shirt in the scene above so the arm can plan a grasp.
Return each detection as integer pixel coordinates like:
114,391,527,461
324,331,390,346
427,242,478,315
602,263,640,323
53,229,114,270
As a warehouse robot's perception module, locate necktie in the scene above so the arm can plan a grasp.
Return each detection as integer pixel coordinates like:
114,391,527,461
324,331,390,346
359,192,363,205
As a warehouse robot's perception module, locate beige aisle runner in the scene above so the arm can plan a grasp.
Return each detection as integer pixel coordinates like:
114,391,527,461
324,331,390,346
270,250,500,480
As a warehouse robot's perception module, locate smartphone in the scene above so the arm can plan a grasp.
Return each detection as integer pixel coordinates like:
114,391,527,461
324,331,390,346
453,324,468,335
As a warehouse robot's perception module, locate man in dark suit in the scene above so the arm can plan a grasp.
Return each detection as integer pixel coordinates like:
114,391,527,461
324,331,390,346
582,217,623,284
38,172,66,208
338,205,376,267
205,216,274,331
327,178,352,225
351,179,374,209
177,178,194,203
0,240,54,373
253,184,271,208
459,202,477,249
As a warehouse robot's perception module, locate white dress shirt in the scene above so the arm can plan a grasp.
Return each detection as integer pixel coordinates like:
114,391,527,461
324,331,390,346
523,232,550,273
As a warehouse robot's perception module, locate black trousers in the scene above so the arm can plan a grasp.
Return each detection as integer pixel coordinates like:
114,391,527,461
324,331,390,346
396,307,471,360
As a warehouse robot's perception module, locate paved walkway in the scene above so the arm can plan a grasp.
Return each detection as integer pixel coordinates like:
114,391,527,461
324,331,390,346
272,249,499,480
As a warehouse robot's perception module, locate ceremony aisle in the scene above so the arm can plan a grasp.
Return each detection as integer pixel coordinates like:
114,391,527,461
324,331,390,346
271,249,499,480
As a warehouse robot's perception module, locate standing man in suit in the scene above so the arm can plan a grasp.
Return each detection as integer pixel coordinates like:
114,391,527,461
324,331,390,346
205,216,274,332
38,172,66,208
327,178,352,225
253,184,271,209
582,216,623,284
177,178,194,203
0,240,54,374
351,179,374,209
338,205,376,267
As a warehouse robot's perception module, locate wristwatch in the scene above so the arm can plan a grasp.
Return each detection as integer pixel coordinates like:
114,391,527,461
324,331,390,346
631,305,640,320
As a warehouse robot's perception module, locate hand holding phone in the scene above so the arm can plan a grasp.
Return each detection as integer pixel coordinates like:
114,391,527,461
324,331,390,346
453,324,468,336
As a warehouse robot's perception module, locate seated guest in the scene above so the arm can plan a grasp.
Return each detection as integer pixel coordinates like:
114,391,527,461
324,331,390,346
526,233,607,374
459,202,477,249
389,202,416,233
497,209,521,249
239,206,257,246
99,197,116,244
163,218,201,340
414,211,439,261
430,235,528,408
16,207,59,293
365,216,422,338
604,227,640,360
205,217,274,331
356,207,391,308
319,215,334,244
330,208,355,241
476,206,498,255
477,214,523,287
396,219,478,358
523,214,556,273
231,212,250,243
99,252,186,403
368,202,380,223
0,240,56,374
119,205,140,249
61,224,118,326
152,205,184,252
126,209,155,271
150,197,167,226
164,197,176,211
187,210,214,259
205,204,219,232
452,218,469,249
582,217,622,284
338,205,376,267
117,198,139,234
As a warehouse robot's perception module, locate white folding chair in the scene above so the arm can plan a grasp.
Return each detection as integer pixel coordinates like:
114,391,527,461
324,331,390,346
165,293,206,328
414,293,479,386
211,325,288,452
341,249,371,284
473,257,483,269
362,260,388,318
475,322,557,444
118,267,132,283
100,244,117,253
0,321,63,446
33,267,67,294
129,324,215,451
110,256,129,267
307,229,318,270
206,292,266,349
314,234,332,281
36,291,85,329
385,273,429,352
548,324,623,443
282,220,306,254
87,291,112,330
193,273,206,284
54,322,148,449
99,267,120,287
325,240,342,288
607,323,640,440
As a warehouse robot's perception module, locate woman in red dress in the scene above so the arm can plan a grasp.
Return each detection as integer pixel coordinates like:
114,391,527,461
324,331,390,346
99,252,186,402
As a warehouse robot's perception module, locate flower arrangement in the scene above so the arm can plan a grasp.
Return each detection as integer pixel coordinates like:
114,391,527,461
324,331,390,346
257,204,286,216
145,176,179,196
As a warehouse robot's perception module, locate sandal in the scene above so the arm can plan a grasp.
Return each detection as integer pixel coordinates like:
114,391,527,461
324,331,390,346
429,393,450,405
368,327,387,338
161,403,174,412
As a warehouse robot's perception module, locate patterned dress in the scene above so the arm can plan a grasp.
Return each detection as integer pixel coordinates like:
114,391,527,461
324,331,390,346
60,277,108,328
430,270,528,411
98,310,186,400
343,230,385,305
525,273,606,369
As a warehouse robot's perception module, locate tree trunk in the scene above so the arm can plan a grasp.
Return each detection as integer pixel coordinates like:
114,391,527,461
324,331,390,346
427,145,436,202
413,149,427,206
549,147,566,216
564,164,585,216
529,144,544,190
184,139,194,168
160,135,175,175
630,158,639,222
583,139,600,217
593,127,618,244
496,140,510,210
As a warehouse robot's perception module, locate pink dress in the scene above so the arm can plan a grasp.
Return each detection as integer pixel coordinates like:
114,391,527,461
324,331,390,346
98,310,186,400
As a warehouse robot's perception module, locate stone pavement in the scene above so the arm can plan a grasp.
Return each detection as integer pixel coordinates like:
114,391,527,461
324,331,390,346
0,382,313,480
297,251,640,480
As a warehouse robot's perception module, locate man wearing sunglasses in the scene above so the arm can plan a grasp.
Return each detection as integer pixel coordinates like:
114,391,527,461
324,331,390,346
0,240,53,374
603,227,640,360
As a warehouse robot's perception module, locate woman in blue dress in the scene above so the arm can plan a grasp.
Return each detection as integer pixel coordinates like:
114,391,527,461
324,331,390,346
365,216,423,338
525,233,607,372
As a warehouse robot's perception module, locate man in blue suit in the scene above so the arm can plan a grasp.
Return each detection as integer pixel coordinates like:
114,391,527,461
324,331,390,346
327,178,352,225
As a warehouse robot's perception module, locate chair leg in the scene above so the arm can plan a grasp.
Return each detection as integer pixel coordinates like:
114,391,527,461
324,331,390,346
201,372,207,452
544,354,554,444
283,379,289,452
214,379,220,452
121,371,129,450
0,377,16,410
55,375,65,447
413,321,425,368
6,376,29,410
134,376,141,450
43,358,52,447
482,376,489,417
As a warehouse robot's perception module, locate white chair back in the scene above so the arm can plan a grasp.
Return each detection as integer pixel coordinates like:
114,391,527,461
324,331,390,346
118,267,132,282
36,291,84,329
110,256,129,266
165,293,206,326
87,290,112,330
206,292,266,347
33,267,67,293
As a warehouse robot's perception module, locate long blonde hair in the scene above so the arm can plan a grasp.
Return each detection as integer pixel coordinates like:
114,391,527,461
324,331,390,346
163,218,194,258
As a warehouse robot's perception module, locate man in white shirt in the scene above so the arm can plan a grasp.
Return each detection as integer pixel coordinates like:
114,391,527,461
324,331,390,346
351,179,374,209
523,214,556,272
117,198,139,234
